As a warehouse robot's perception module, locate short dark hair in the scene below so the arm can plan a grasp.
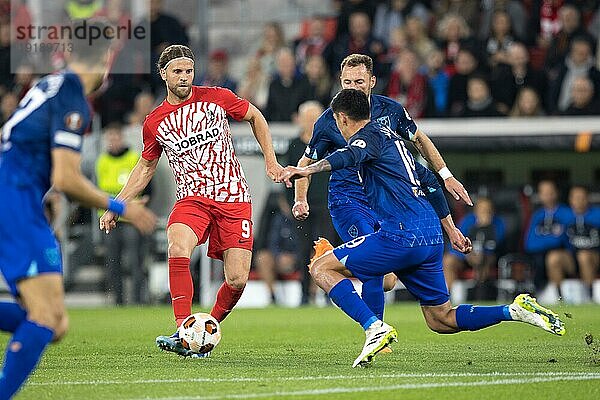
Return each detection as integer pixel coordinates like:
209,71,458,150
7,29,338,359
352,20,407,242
340,54,373,75
70,19,114,65
330,89,370,121
157,44,195,71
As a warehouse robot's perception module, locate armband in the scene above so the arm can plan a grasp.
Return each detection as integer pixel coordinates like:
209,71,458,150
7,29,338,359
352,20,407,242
438,167,453,180
107,197,126,216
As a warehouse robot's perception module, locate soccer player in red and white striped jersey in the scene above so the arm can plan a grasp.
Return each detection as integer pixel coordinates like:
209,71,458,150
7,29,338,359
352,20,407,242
100,44,282,357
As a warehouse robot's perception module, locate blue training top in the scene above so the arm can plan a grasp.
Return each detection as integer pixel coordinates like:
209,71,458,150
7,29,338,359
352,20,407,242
306,94,417,208
326,121,443,247
0,70,90,203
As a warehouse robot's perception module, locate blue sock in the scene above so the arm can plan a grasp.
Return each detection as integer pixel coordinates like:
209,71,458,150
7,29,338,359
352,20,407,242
329,279,378,330
361,278,385,321
0,320,54,400
455,304,512,331
0,302,27,333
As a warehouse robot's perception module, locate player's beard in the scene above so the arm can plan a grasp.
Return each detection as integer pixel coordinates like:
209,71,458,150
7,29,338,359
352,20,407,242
169,83,192,100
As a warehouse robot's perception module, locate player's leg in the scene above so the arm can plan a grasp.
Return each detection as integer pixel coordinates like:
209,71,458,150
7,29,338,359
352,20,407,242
211,248,252,322
576,249,599,298
0,302,27,333
442,251,465,292
318,234,399,367
0,274,66,399
408,245,564,335
545,249,576,297
329,202,395,320
208,201,253,322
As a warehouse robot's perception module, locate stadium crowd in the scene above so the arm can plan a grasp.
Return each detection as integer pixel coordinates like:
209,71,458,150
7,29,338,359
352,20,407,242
0,0,599,305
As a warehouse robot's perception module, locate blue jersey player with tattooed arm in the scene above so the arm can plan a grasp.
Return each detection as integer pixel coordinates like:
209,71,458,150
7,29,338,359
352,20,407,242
279,89,565,368
293,54,473,322
0,20,156,399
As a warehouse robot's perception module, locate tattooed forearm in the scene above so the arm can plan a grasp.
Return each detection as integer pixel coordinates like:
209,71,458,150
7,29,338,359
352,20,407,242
305,159,332,175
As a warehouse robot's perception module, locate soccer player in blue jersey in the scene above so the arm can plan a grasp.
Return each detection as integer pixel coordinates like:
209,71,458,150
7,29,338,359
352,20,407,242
293,54,472,321
280,89,565,368
0,20,156,399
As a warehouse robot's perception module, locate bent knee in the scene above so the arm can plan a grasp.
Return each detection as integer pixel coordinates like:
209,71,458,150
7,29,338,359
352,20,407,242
52,315,69,342
383,274,397,292
168,242,192,258
28,308,66,333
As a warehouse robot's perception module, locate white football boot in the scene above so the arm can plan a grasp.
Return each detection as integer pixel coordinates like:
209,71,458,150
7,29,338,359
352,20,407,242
352,321,398,368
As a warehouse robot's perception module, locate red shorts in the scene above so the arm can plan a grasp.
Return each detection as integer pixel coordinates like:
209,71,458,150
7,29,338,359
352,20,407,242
167,196,253,260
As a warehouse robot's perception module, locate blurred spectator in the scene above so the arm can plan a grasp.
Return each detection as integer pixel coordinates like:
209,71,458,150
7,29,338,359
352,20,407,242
535,0,565,48
254,21,286,78
264,48,313,122
64,0,103,20
544,4,595,73
525,180,574,295
96,123,150,305
334,0,377,40
443,197,506,300
478,0,528,42
0,21,10,92
143,0,189,94
293,17,330,67
385,49,433,118
381,26,410,71
404,15,436,63
547,37,600,113
237,57,270,111
304,54,333,108
284,101,338,304
447,48,480,116
459,75,505,117
435,14,476,76
123,91,156,152
509,86,546,117
425,47,450,117
373,0,430,46
484,10,516,68
561,76,600,115
196,49,237,92
254,189,298,304
0,90,17,125
565,186,600,299
434,0,480,31
490,42,546,113
323,11,386,79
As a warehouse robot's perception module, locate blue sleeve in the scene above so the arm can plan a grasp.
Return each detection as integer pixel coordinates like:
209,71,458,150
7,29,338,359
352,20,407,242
325,130,381,170
391,101,418,141
50,79,90,153
305,113,334,160
415,163,449,219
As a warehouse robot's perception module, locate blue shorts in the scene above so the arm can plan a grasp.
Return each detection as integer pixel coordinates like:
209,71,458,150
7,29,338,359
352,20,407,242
329,200,380,242
0,186,62,296
333,230,449,306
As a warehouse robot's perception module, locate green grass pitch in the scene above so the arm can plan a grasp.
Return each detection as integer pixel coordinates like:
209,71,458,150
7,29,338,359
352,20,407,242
2,302,600,400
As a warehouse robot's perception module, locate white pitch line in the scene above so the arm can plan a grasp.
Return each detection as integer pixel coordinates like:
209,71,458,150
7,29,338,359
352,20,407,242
29,371,600,387
127,375,600,400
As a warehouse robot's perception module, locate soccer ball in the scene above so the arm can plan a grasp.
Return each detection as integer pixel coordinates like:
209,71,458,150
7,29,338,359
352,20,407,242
179,312,222,354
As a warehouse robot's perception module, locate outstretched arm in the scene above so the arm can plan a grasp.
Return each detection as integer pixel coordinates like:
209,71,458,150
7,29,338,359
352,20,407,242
52,148,156,235
292,155,316,220
243,103,282,181
99,156,158,233
279,159,332,188
412,129,472,206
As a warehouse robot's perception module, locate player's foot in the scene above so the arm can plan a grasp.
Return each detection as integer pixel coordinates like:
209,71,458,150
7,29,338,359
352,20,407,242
309,237,334,270
156,331,194,357
509,293,566,336
352,321,398,368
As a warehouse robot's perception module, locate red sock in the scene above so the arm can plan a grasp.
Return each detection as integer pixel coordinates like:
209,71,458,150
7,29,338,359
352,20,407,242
168,257,193,327
210,282,245,322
